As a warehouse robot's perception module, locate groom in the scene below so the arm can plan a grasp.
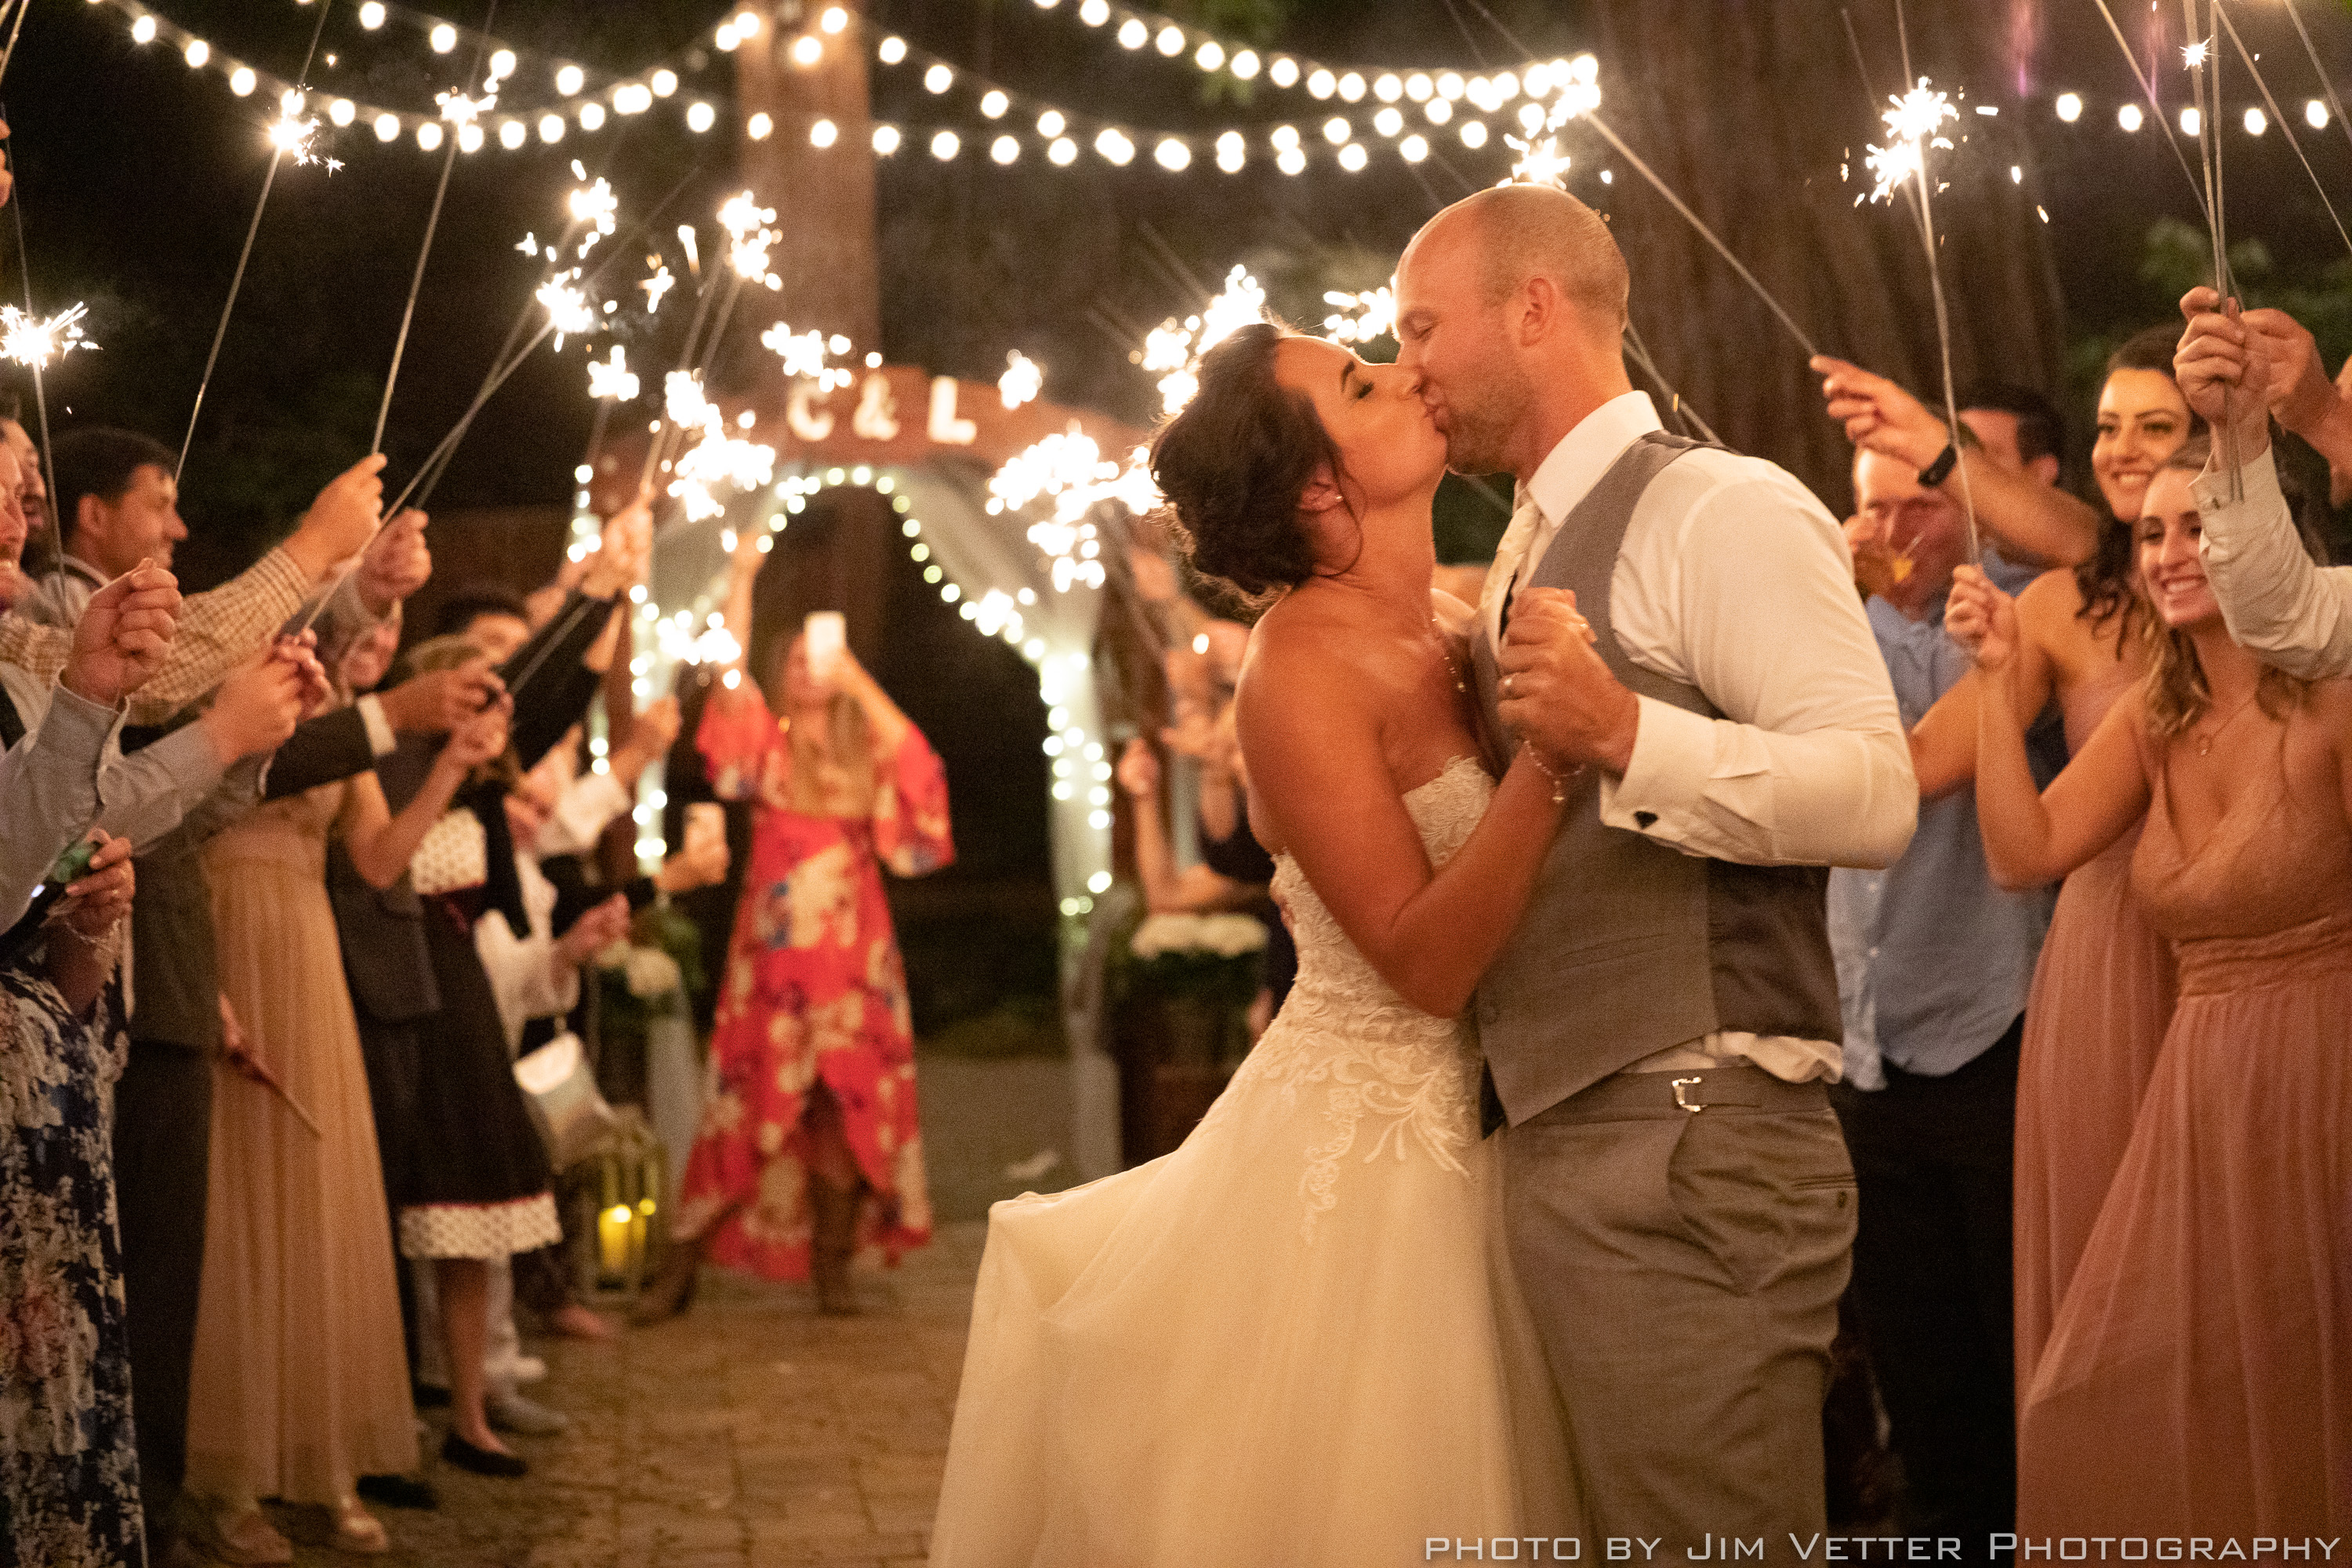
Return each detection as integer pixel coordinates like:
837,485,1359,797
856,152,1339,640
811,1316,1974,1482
1395,186,1915,1551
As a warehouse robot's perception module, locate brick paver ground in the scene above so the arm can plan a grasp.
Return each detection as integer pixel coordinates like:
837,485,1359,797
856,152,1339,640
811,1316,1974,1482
241,1221,984,1568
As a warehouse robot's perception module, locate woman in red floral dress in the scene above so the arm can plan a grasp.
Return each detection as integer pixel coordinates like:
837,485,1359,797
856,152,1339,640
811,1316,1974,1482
640,546,953,1319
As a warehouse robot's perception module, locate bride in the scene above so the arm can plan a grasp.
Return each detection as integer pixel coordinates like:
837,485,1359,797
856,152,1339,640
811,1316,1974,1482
930,321,1584,1565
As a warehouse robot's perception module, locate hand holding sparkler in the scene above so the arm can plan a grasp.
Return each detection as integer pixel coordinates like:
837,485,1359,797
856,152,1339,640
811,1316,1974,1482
1813,356,1950,472
376,658,503,737
0,118,13,211
198,638,317,765
580,500,651,600
1944,564,2020,673
2174,288,2278,463
62,560,181,707
356,509,432,615
434,692,514,778
280,453,387,583
52,833,134,946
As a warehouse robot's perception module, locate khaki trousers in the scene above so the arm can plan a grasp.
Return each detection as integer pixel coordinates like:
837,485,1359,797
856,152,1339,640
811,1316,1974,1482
1501,1065,1857,1563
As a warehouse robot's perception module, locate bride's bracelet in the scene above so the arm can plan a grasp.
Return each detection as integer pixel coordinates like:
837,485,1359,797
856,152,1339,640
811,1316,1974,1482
1519,740,1578,806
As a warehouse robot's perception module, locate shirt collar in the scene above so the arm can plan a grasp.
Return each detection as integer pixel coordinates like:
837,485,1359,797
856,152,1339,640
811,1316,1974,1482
59,556,107,590
1523,390,1664,530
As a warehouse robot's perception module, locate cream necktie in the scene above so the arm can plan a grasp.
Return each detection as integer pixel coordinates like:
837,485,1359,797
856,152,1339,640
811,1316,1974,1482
1483,482,1545,642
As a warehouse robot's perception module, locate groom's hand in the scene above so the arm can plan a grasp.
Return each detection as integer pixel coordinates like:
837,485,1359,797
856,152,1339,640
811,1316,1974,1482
1498,587,1638,775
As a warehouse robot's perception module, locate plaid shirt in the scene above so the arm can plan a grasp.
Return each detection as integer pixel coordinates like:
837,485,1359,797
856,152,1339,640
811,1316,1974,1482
0,546,311,724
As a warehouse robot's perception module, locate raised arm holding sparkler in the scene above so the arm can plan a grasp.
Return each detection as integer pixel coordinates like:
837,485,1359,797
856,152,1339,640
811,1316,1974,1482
1813,357,2103,568
2174,287,2352,680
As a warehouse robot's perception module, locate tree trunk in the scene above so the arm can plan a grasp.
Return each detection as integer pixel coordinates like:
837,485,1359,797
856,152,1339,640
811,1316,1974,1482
1586,1,2067,516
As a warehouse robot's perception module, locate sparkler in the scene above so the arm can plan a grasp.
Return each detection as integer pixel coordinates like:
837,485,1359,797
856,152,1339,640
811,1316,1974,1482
0,302,91,369
586,346,638,402
176,0,339,482
760,321,851,390
0,0,35,94
4,133,61,561
999,350,1044,409
2180,0,2242,500
1862,77,1980,562
2279,0,2352,158
1137,266,1265,416
2212,2,2351,263
1322,287,1396,346
640,258,675,315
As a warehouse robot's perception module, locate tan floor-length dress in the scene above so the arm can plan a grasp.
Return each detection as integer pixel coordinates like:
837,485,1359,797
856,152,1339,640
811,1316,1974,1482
2009,827,2176,1396
2019,725,2352,1536
185,783,418,1505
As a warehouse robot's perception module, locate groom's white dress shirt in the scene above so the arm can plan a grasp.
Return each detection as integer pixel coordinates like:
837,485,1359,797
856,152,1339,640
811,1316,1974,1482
1483,390,1915,1083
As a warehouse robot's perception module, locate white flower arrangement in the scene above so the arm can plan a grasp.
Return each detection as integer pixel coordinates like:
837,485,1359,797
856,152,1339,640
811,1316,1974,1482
1129,912,1269,960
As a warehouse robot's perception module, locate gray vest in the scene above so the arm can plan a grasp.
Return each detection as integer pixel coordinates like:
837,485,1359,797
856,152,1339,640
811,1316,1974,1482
1469,432,1842,1126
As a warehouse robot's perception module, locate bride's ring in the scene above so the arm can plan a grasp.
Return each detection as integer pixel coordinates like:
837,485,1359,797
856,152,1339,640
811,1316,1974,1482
1502,673,1518,698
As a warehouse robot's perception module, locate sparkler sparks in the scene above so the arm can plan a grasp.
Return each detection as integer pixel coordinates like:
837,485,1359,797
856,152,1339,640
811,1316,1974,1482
1323,287,1396,345
268,110,329,167
437,88,492,125
999,350,1044,409
0,303,93,370
717,192,779,281
641,258,675,315
661,369,775,521
2181,37,2212,70
535,269,597,349
1864,80,1958,205
586,346,639,401
1136,267,1268,415
568,176,619,258
760,321,851,390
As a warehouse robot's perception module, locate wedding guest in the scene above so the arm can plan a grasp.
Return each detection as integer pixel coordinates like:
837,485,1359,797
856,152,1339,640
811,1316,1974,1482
1116,724,1294,1030
638,537,953,1322
1827,445,2055,1549
1838,328,2197,1396
1813,358,2106,569
2172,287,2352,677
432,585,534,664
184,690,510,1562
0,465,184,1566
350,506,644,1479
1956,437,2352,1537
0,399,52,580
59,455,397,1565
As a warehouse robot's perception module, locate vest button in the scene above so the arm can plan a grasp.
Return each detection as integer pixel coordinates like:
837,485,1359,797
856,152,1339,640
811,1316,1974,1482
1634,810,1658,829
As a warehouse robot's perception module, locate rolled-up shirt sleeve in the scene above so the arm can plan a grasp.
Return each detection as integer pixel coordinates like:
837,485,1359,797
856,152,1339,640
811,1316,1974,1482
1602,465,1917,869
0,681,118,925
2194,445,2352,681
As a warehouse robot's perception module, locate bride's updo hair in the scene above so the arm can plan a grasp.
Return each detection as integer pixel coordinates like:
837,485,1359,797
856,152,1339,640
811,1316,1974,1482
1150,321,1343,599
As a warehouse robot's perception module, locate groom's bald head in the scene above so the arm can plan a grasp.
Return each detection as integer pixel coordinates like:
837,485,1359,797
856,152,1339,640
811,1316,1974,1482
1406,186,1628,336
1396,185,1635,481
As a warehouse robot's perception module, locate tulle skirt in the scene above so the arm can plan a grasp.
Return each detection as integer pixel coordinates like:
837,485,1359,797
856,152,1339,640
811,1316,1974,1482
187,826,418,1505
2018,912,2352,1537
2011,831,2176,1396
929,1016,1578,1568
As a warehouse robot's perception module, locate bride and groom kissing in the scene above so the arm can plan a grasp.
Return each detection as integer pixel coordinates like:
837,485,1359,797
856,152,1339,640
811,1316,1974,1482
931,183,1918,1565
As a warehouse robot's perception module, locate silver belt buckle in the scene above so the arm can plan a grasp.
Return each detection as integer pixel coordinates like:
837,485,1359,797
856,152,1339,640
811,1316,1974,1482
1671,1076,1706,1113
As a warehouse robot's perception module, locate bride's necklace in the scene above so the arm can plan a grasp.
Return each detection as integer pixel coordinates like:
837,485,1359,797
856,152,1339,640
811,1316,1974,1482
1433,615,1468,695
2193,687,2261,757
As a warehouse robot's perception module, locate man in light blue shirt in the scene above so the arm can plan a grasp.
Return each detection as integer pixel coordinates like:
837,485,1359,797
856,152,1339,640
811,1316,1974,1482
1828,433,2060,1556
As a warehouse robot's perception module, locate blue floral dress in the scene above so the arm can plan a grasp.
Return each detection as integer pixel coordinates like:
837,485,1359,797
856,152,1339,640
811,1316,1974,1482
0,969,143,1568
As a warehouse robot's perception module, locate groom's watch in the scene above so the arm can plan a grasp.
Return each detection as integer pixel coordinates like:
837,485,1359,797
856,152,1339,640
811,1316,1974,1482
1917,440,1960,489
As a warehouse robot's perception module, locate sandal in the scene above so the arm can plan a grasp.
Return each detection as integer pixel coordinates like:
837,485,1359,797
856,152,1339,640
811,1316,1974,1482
199,1506,293,1566
331,1500,390,1555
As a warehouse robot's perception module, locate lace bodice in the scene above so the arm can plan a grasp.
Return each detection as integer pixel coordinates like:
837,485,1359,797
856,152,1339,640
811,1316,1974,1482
1235,756,1494,1240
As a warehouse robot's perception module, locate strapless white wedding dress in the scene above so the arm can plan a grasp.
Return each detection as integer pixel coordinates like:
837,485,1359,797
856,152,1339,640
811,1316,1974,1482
930,757,1579,1566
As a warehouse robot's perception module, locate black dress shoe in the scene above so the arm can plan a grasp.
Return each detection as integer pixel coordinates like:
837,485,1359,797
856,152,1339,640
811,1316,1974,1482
357,1472,440,1510
440,1432,528,1479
